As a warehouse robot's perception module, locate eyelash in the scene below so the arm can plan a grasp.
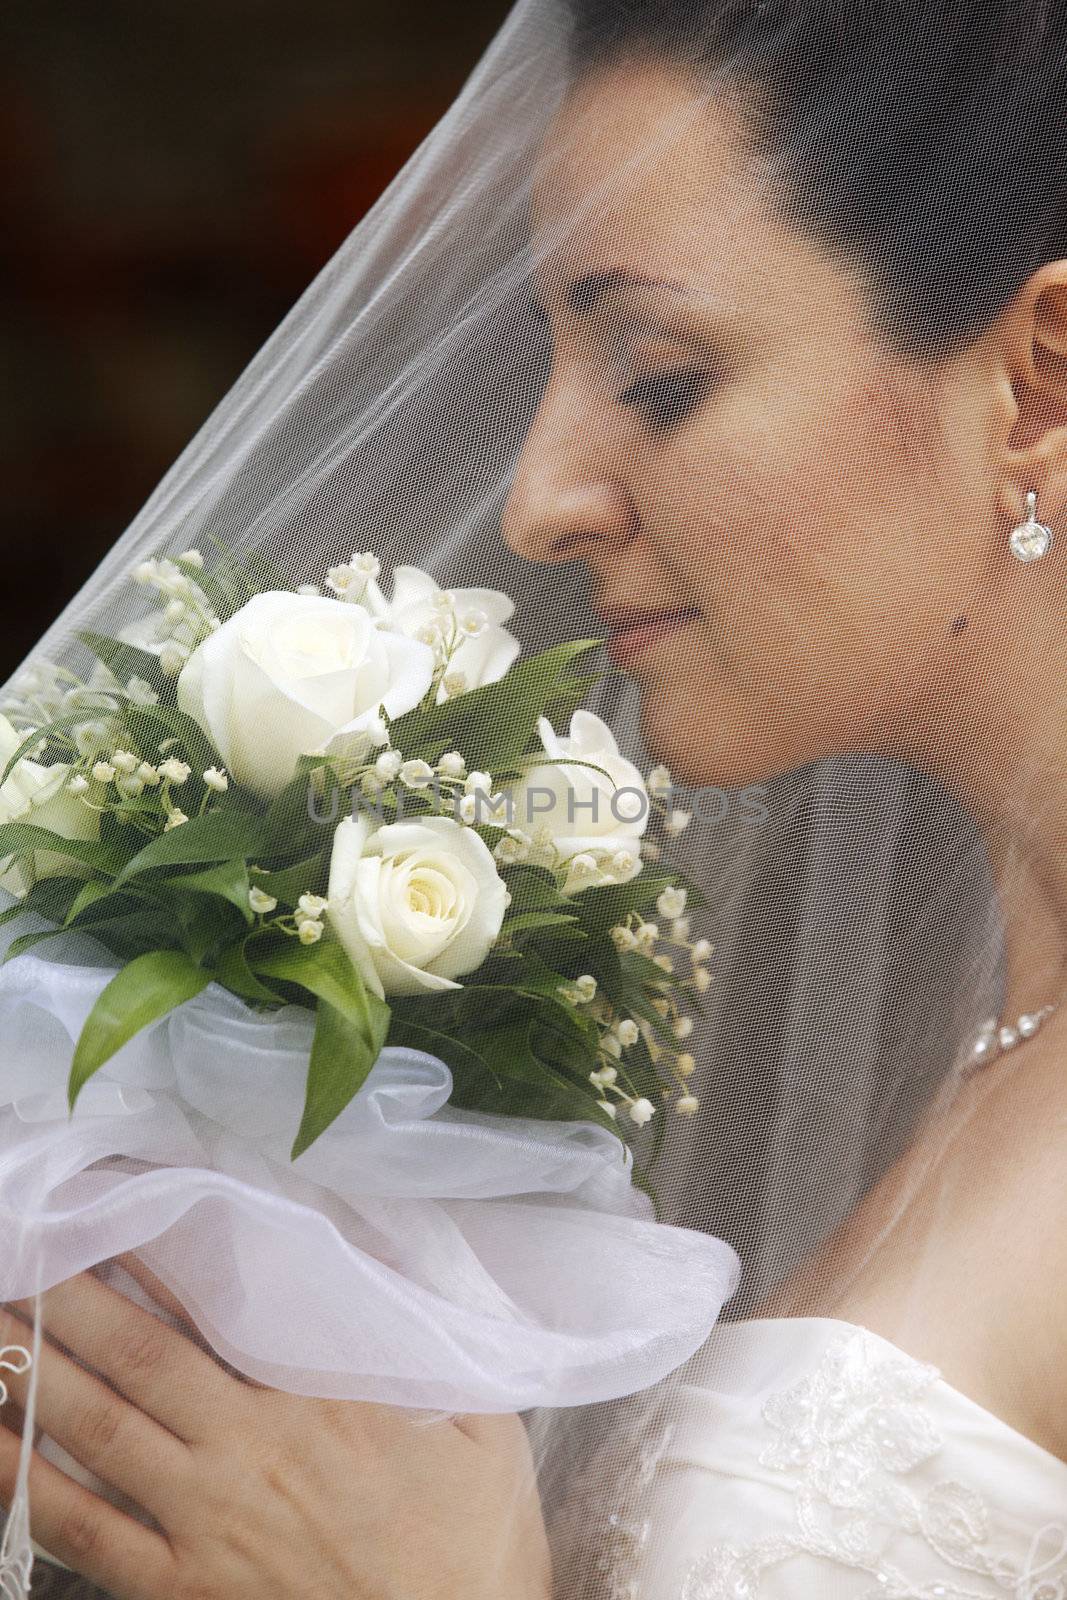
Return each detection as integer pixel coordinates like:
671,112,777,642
618,367,713,434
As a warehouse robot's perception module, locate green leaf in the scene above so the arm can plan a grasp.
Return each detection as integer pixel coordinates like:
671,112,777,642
253,941,390,1160
290,994,384,1160
499,910,581,936
114,810,267,886
0,822,122,878
3,927,71,963
251,939,389,1047
77,631,166,693
167,859,254,923
64,879,120,924
69,950,211,1108
391,639,603,772
214,939,283,1004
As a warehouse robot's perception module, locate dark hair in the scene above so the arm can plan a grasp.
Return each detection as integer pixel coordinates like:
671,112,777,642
566,0,1067,359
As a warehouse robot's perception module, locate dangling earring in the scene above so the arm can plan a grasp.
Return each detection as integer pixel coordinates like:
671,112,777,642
1009,490,1053,562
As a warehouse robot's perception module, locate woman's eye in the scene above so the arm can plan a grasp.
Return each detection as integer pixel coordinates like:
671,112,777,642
618,367,713,433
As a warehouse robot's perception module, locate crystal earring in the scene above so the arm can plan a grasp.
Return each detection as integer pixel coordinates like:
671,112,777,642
1009,490,1053,562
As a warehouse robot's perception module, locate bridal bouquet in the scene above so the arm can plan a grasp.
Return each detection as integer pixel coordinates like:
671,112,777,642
0,546,710,1164
0,545,739,1420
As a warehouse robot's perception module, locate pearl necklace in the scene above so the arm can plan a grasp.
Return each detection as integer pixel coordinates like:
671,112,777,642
964,1000,1059,1075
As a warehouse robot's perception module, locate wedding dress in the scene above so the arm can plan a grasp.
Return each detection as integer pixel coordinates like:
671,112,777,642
569,1318,1067,1599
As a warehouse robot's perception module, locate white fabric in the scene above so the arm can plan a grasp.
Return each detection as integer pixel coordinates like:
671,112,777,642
0,920,740,1415
598,1318,1067,1598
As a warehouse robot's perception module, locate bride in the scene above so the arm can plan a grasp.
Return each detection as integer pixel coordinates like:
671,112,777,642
2,0,1066,1596
507,0,1067,1592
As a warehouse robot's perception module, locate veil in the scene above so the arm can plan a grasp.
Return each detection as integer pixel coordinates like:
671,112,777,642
2,0,1067,1595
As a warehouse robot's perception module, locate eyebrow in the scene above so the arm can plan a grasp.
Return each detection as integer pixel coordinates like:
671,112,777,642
566,268,689,315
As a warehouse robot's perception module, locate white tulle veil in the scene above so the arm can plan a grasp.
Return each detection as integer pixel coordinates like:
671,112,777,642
4,0,1067,1593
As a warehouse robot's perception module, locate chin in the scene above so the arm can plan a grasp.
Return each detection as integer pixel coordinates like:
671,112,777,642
637,678,824,792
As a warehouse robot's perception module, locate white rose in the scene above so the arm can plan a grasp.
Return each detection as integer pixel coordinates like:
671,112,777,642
361,565,520,703
0,716,100,895
509,710,649,890
327,812,509,997
176,592,435,798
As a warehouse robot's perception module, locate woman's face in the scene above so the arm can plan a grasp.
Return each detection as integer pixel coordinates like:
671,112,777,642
502,59,1005,788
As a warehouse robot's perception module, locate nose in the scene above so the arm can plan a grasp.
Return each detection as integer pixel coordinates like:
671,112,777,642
501,380,638,565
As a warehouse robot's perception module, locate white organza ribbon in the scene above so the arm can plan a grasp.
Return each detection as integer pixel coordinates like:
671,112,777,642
0,924,740,1412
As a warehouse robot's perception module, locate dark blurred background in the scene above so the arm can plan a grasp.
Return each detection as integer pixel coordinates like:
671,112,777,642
0,0,511,681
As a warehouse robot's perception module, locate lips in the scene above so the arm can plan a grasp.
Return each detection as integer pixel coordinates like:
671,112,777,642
596,605,702,668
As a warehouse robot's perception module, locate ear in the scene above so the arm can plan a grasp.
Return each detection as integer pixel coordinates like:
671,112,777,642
997,260,1067,525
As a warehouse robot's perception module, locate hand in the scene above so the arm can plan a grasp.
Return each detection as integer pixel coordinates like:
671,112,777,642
0,1257,553,1600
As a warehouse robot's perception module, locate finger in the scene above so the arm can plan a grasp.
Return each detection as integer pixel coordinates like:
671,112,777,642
109,1254,199,1336
0,1419,173,1600
0,1306,190,1522
6,1270,241,1446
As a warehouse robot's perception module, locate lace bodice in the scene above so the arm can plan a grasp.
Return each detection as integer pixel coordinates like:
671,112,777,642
566,1318,1067,1600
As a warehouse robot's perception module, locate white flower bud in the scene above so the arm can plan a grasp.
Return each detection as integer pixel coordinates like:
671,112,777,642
494,834,527,864
656,886,687,919
617,1019,640,1047
628,1098,656,1127
91,761,116,784
653,953,674,973
74,722,110,757
596,1063,618,1085
159,642,188,677
441,671,468,698
691,938,713,963
664,809,692,835
464,771,492,794
350,552,381,578
374,749,404,782
610,850,637,876
600,1034,622,1059
647,764,672,793
136,762,161,787
203,767,229,792
676,1051,697,1077
610,924,638,952
636,921,659,947
326,564,354,596
459,609,487,636
671,916,692,942
298,918,324,945
67,774,90,795
165,600,188,625
296,583,322,596
437,750,466,779
431,589,456,613
676,1094,700,1117
126,677,159,707
116,773,145,798
673,1016,694,1040
177,549,204,569
249,887,278,915
692,967,712,994
111,749,139,774
298,893,329,919
574,974,598,1002
596,1101,617,1120
164,808,189,831
399,758,435,789
416,622,443,648
457,794,479,824
567,852,598,879
159,758,191,785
